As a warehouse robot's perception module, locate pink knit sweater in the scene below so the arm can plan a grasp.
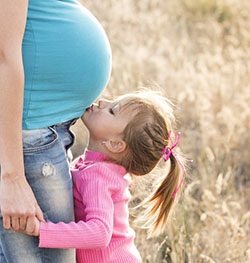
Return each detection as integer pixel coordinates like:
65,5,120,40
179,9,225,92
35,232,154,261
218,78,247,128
39,150,142,263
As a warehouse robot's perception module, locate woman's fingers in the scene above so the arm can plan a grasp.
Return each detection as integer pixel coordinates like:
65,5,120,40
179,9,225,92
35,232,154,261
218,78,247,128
2,214,11,229
10,216,19,231
35,203,45,222
19,216,27,230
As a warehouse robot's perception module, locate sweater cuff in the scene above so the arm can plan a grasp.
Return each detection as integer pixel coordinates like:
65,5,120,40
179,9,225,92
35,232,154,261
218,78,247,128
39,222,47,248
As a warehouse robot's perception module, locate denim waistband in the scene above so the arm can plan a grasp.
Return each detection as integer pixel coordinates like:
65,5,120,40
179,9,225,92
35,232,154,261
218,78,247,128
22,118,78,133
51,118,78,128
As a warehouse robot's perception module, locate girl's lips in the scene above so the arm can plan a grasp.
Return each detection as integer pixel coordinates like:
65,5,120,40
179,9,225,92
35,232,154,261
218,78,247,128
86,105,93,112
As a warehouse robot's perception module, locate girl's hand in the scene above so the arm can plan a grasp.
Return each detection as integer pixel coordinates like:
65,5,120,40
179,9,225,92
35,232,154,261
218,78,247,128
27,216,41,236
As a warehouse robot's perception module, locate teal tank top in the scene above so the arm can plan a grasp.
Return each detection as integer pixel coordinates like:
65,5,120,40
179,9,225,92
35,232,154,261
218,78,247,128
22,0,112,129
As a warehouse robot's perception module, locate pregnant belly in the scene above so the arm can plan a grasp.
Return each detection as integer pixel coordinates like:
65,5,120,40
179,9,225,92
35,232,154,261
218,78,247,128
22,0,111,128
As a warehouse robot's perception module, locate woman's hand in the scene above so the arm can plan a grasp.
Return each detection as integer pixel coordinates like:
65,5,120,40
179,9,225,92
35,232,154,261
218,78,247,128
15,216,41,237
0,174,44,232
0,0,41,233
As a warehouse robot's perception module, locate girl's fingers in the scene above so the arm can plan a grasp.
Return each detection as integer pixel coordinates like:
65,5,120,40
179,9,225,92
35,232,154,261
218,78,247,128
33,219,40,236
25,216,35,233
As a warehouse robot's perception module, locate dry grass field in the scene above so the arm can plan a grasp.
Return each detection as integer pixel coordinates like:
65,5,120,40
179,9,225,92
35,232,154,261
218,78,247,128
72,0,250,262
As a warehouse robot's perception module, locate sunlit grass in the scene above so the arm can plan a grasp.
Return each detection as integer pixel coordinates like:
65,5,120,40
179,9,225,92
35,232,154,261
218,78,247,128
182,0,232,22
72,0,250,262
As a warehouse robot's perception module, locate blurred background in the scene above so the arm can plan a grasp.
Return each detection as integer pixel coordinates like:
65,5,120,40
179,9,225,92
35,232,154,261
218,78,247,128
72,0,250,262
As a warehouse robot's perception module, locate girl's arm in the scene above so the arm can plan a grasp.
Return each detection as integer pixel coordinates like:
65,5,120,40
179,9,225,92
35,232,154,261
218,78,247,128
39,166,115,249
0,0,44,233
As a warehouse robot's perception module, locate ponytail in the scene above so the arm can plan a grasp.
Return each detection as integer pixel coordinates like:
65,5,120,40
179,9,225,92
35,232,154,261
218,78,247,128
109,93,189,236
142,154,182,237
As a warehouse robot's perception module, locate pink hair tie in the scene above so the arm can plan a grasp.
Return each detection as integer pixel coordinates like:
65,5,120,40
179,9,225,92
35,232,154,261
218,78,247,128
162,131,192,198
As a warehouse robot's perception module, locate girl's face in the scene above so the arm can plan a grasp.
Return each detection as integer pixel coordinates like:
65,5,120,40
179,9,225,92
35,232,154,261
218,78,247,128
81,98,132,144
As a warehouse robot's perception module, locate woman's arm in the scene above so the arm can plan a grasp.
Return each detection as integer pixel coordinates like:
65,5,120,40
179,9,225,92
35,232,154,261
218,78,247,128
0,0,44,232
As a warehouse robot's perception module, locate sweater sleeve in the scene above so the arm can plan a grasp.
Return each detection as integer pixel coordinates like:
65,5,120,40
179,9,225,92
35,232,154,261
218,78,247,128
39,165,117,249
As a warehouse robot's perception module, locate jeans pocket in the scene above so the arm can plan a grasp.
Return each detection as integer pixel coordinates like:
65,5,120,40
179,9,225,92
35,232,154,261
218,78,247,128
23,127,58,153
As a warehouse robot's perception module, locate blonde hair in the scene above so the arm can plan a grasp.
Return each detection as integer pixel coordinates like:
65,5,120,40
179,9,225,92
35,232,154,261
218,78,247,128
113,90,186,237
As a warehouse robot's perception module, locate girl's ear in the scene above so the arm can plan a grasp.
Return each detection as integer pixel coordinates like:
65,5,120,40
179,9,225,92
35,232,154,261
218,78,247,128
104,139,126,153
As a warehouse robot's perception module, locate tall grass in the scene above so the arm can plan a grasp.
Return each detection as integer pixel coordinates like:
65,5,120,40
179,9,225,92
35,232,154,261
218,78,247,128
72,0,250,262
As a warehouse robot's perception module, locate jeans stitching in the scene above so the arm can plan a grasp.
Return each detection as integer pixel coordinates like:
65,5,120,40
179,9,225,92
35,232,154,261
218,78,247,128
23,127,58,154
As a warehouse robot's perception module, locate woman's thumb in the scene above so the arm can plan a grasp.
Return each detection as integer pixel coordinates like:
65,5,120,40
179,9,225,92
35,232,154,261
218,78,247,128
35,203,45,222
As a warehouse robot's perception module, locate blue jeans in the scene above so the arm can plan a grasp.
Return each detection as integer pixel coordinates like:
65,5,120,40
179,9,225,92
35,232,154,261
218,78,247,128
0,119,77,263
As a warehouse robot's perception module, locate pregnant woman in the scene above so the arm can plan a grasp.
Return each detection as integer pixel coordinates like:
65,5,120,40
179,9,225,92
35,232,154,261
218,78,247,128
0,0,111,262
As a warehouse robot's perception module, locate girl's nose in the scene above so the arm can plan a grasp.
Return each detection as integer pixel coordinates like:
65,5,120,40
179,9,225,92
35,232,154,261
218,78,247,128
98,99,110,109
98,100,105,108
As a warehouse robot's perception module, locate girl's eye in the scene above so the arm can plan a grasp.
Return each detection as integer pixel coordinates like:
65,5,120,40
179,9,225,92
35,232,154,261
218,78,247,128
109,108,114,115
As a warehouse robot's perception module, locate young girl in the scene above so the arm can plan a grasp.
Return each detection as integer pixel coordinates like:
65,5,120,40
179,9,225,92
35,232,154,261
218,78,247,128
29,91,188,263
